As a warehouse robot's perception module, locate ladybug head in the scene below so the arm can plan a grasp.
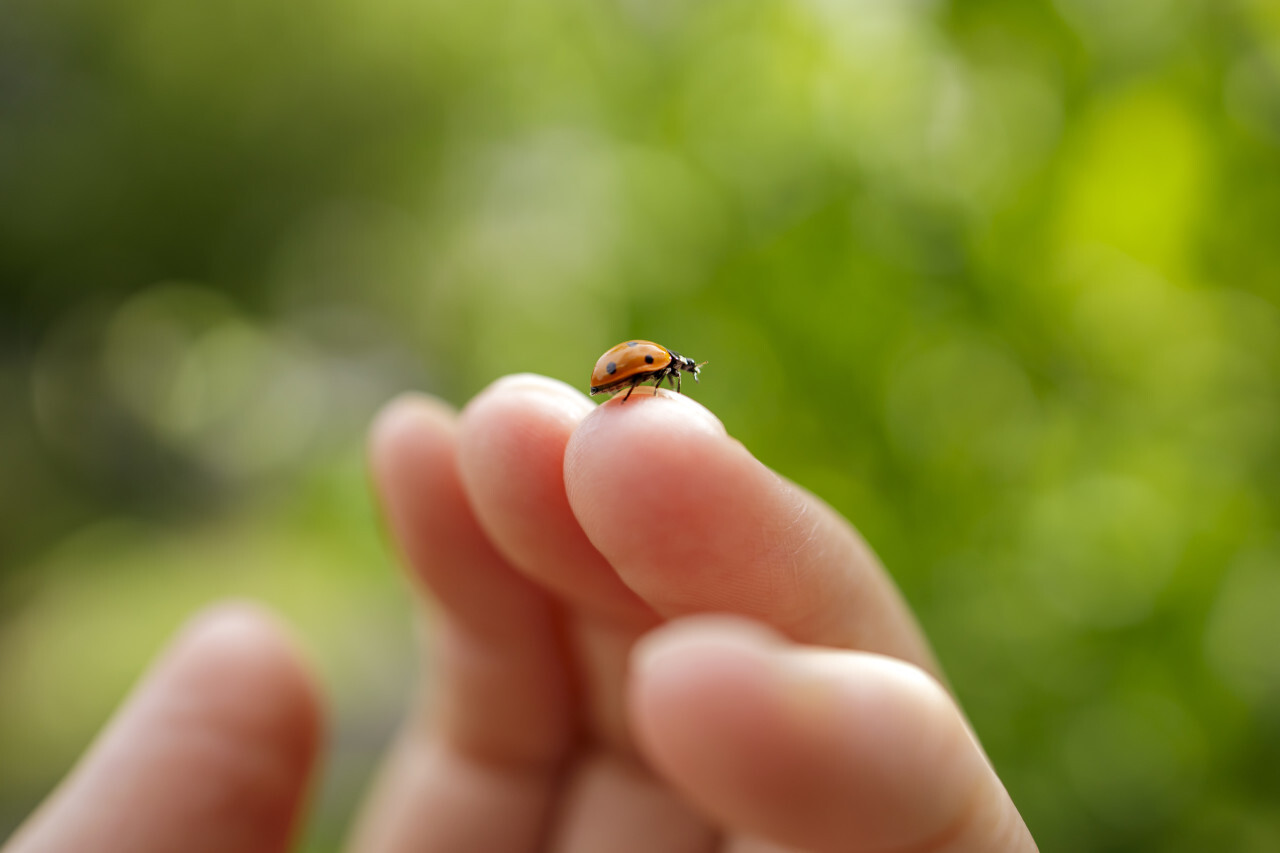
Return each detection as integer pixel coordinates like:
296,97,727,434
674,354,704,382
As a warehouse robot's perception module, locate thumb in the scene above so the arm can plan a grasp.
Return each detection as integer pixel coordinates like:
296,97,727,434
629,615,1037,853
4,603,322,853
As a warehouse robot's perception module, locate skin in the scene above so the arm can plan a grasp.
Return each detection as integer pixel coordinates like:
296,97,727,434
4,374,1038,853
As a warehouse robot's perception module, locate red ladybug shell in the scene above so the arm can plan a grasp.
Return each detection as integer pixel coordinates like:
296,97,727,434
589,340,702,402
591,341,673,389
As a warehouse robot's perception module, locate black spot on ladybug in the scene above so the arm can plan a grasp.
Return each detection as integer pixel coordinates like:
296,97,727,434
606,361,617,375
627,341,639,347
644,354,654,364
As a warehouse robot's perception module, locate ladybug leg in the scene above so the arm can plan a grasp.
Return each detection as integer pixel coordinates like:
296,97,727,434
622,381,637,402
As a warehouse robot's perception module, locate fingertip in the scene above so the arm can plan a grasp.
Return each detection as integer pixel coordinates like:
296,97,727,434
629,616,787,777
629,618,1032,853
564,386,936,667
7,602,323,853
565,390,737,526
564,396,812,631
583,386,726,435
370,392,457,464
372,390,458,431
368,392,461,560
631,614,782,685
476,373,596,420
138,602,325,817
457,373,655,623
172,601,324,747
459,374,594,467
177,599,300,651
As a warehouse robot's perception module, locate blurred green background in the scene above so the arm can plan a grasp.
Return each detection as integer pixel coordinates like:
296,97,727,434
2,0,1279,849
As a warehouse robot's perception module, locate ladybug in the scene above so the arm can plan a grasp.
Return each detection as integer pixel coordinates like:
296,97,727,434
590,340,705,402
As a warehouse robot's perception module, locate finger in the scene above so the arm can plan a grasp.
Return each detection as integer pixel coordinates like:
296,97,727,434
352,394,575,851
565,393,937,671
5,604,320,853
630,616,1038,853
722,838,800,853
455,374,657,627
545,751,717,853
453,379,716,848
454,375,659,753
368,393,574,760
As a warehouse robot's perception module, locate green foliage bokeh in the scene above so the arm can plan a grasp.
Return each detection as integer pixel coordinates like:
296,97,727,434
3,0,1280,849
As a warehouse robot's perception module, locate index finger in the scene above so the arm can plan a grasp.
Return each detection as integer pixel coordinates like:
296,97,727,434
564,392,939,675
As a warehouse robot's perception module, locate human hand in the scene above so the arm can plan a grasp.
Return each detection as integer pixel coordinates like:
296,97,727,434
5,375,1037,852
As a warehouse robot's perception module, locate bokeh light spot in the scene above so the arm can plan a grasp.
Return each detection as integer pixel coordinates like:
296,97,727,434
1024,474,1182,628
1204,542,1280,707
